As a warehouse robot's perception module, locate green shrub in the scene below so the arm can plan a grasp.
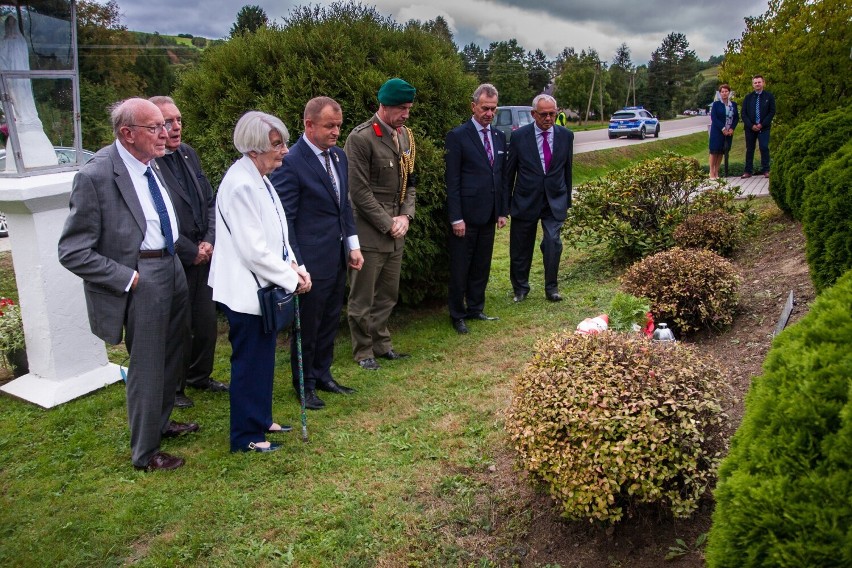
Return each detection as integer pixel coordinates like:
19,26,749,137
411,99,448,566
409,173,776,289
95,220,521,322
506,332,728,524
771,105,852,219
565,153,743,262
706,269,852,568
621,247,741,336
606,292,650,332
673,211,743,257
174,2,477,304
802,140,852,293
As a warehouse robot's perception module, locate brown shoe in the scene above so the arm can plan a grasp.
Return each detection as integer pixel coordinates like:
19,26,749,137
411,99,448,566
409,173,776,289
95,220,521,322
135,451,185,471
741,173,752,178
763,171,770,178
162,421,200,438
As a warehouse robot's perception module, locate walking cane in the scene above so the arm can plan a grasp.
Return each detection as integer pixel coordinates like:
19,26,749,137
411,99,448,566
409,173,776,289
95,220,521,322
294,295,308,443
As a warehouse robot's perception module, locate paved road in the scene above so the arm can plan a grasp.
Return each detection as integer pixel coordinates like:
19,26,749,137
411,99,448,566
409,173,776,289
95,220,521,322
574,115,709,154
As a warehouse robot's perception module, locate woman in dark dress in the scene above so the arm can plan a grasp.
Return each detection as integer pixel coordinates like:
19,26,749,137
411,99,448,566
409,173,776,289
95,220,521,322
708,83,739,179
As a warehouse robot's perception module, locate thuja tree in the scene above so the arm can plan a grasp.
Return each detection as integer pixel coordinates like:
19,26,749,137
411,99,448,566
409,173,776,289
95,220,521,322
175,1,476,304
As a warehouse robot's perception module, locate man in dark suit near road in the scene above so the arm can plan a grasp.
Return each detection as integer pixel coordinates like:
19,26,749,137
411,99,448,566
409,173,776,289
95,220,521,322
445,83,507,335
58,98,198,472
270,97,363,410
505,94,573,303
741,75,776,178
151,96,227,409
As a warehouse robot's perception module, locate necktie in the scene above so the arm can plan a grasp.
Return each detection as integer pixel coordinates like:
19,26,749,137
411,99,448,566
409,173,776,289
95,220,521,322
541,130,552,173
391,129,400,152
144,167,174,255
321,150,340,204
481,128,493,166
755,93,761,124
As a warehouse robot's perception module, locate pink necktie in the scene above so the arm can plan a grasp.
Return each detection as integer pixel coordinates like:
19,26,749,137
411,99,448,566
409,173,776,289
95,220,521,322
481,128,493,166
541,130,552,173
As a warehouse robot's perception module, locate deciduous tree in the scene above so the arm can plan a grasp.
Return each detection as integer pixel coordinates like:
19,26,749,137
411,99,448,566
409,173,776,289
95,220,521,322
647,32,698,118
229,4,269,37
720,0,851,134
175,1,476,304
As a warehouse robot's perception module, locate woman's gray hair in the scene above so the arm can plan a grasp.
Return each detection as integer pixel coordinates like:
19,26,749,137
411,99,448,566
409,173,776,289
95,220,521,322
233,111,289,154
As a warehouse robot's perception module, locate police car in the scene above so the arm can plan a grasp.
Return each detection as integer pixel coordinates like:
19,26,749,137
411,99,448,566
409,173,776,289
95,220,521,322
608,106,660,140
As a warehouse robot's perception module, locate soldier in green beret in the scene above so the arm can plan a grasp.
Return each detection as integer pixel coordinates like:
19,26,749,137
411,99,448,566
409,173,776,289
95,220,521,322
344,78,416,371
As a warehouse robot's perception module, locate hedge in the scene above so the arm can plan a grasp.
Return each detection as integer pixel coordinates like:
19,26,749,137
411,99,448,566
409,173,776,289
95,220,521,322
770,105,852,219
706,269,852,567
801,140,852,293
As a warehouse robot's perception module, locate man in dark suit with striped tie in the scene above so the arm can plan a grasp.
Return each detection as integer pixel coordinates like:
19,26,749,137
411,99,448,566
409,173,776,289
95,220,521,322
270,97,363,410
505,94,574,303
444,83,508,334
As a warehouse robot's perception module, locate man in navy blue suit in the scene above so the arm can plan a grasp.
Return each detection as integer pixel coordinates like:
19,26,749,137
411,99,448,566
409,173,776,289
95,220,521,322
444,83,508,334
505,94,573,303
270,97,364,410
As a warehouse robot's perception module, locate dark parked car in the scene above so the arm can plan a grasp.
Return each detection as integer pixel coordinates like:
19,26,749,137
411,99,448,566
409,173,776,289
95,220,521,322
494,105,534,142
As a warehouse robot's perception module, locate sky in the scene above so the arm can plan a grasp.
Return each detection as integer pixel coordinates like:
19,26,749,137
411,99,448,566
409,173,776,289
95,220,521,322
105,0,770,63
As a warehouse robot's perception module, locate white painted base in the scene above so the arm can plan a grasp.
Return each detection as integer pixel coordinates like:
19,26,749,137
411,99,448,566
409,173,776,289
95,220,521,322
1,363,124,408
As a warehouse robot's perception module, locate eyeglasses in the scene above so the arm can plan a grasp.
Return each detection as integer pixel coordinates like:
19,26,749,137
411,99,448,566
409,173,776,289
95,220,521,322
129,123,167,134
164,117,182,132
535,111,557,118
270,140,287,151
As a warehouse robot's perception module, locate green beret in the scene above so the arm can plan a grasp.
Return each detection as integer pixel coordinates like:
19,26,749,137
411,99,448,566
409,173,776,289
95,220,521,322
377,78,416,106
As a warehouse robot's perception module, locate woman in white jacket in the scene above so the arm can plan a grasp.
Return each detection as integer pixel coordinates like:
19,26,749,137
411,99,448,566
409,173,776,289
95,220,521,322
209,111,311,453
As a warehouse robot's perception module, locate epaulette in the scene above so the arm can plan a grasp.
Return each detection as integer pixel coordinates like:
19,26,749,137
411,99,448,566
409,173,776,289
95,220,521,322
351,122,372,134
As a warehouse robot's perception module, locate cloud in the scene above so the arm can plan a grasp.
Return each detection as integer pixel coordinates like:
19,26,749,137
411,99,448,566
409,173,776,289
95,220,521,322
107,0,768,62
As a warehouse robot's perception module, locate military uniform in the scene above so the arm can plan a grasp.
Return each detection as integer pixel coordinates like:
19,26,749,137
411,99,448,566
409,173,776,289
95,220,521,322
344,115,415,361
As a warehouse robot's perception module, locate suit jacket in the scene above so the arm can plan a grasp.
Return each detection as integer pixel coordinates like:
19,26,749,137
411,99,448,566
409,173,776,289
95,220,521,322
505,123,574,222
741,90,776,130
155,142,216,267
444,120,507,226
208,156,298,316
58,142,175,344
344,114,415,253
710,100,739,134
269,137,357,280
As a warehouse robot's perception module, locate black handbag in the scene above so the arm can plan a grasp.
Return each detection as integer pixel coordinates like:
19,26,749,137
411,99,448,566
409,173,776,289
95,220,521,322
257,283,294,334
218,199,295,334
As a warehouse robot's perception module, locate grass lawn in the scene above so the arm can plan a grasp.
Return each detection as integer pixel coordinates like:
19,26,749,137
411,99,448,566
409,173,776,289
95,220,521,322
0,135,736,566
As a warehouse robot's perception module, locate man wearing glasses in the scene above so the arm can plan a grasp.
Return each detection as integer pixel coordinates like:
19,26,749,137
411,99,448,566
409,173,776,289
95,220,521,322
505,94,574,303
150,96,226,409
59,98,197,472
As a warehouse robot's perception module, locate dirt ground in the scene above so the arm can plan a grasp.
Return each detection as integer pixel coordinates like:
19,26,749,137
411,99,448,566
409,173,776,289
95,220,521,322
472,203,815,567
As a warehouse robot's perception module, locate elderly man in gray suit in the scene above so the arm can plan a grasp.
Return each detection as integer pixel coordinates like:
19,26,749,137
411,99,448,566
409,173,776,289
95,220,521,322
58,98,199,472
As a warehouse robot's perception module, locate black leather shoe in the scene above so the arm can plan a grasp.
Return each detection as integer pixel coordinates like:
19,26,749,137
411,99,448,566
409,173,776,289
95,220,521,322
379,349,410,360
237,441,281,453
267,424,293,433
358,358,380,371
546,292,563,302
452,318,469,334
174,393,194,408
135,451,185,471
513,292,527,303
162,420,200,438
466,313,499,321
189,378,229,392
301,389,325,410
317,380,356,395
